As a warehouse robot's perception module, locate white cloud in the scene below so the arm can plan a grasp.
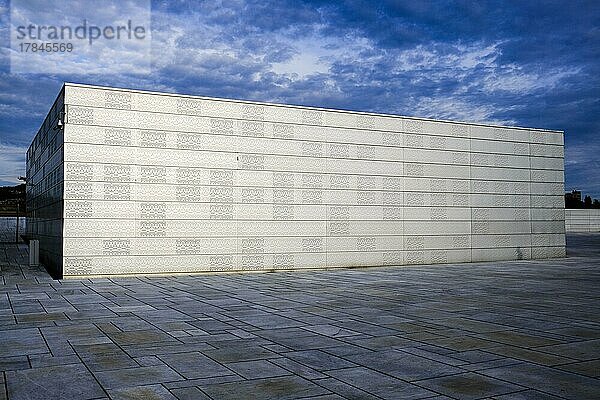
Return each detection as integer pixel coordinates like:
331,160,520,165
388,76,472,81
272,49,328,78
565,141,600,167
482,66,580,93
413,96,516,125
9,0,152,75
0,143,27,184
271,35,346,79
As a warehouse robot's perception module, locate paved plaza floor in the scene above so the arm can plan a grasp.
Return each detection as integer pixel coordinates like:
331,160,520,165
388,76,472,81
1,234,599,399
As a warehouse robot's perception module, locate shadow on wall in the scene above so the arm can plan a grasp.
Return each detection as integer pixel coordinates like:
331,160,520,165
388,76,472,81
516,247,523,260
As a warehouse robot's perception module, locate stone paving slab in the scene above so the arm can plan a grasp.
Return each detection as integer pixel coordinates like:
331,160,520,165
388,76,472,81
6,364,105,400
156,352,233,379
107,384,179,400
0,233,599,399
200,376,330,399
326,366,437,399
414,371,524,399
480,362,600,398
94,365,183,389
0,328,49,357
224,359,291,379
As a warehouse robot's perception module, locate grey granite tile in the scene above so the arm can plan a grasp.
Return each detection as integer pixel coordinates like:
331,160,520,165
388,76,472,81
234,313,305,329
110,318,157,331
299,324,362,338
346,350,464,381
94,365,183,389
485,344,576,366
345,334,417,350
158,352,232,379
548,327,600,340
0,356,29,371
535,339,600,361
121,342,215,357
270,357,328,380
163,374,243,390
168,386,212,400
480,362,600,399
226,328,258,339
491,389,564,399
284,350,357,371
108,384,178,400
200,376,329,400
450,349,506,364
28,354,81,368
81,352,139,372
254,327,316,341
269,334,346,351
320,344,375,358
187,318,235,333
436,317,513,334
460,358,525,372
66,309,118,320
0,328,48,357
6,364,105,400
261,343,293,353
15,312,68,323
426,335,499,352
398,347,467,366
555,359,600,378
402,331,448,341
41,323,111,346
109,330,178,346
225,359,291,379
202,345,279,363
326,367,437,399
134,356,166,367
473,330,565,348
415,372,524,399
332,320,398,337
133,309,191,323
94,322,122,334
312,377,381,400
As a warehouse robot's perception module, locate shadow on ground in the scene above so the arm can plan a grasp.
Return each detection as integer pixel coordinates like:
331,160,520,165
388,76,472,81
1,234,599,399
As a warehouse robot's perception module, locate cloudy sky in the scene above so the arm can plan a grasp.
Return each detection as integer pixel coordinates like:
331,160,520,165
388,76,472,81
0,0,599,197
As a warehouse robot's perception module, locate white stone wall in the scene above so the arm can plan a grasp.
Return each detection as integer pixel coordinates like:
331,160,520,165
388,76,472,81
56,83,565,277
565,209,600,232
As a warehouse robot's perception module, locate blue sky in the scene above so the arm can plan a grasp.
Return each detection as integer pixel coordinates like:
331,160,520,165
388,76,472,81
0,0,599,197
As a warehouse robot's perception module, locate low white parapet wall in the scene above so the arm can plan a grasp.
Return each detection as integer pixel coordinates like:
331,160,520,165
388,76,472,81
565,209,600,232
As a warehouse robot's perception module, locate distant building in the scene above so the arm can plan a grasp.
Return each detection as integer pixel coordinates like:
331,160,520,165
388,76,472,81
571,190,581,202
565,190,582,208
0,184,26,216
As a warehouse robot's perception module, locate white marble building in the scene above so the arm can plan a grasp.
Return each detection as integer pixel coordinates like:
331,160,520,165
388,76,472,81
26,83,566,278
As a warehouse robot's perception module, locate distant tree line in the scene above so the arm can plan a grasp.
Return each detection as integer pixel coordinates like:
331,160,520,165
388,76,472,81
0,184,26,216
565,190,600,209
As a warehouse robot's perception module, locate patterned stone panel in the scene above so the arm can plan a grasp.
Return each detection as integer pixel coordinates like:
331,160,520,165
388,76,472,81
472,247,532,262
471,139,530,156
530,169,564,183
404,148,471,166
471,126,530,143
